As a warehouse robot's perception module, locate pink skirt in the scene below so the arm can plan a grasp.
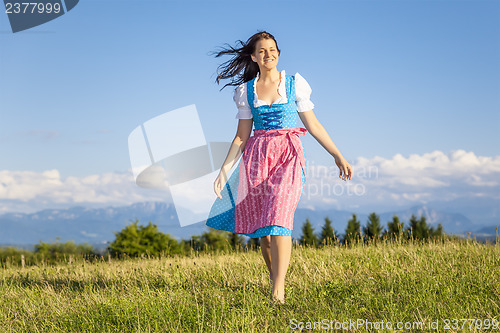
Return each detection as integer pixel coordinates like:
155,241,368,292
234,127,307,234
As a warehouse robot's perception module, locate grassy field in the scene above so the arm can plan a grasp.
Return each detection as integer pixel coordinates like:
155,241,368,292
1,237,499,332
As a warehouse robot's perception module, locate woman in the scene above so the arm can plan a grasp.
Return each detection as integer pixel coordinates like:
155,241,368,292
206,31,352,304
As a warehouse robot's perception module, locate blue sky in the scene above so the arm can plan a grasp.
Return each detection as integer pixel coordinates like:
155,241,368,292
0,0,499,215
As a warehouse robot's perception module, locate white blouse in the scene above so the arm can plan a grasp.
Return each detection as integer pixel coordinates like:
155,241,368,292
233,69,315,119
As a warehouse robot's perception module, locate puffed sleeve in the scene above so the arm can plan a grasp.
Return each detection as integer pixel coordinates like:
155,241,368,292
295,72,315,112
233,83,253,119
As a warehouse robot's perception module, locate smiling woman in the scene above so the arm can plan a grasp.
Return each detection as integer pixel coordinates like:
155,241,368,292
205,30,352,304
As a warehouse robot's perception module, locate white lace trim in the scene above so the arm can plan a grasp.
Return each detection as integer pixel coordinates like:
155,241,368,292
234,70,315,119
252,69,287,108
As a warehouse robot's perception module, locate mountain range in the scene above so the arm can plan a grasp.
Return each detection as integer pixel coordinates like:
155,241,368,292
0,200,497,249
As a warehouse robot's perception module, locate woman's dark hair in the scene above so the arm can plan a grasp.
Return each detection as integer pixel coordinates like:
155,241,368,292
209,30,281,91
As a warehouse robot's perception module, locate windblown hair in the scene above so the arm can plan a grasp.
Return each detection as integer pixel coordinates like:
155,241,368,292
210,30,281,91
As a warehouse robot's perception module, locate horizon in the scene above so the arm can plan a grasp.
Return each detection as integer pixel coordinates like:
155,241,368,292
0,198,497,247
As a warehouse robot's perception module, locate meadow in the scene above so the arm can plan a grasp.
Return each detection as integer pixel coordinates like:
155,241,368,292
1,237,499,332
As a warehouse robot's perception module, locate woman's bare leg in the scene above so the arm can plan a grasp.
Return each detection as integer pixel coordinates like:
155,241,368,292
270,235,292,303
260,236,272,282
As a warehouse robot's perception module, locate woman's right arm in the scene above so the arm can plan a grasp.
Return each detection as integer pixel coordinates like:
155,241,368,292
214,118,253,198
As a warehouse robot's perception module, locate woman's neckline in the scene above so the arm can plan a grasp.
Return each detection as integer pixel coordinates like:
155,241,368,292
254,70,286,106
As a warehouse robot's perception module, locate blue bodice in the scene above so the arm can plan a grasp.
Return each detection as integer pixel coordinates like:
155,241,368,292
246,74,298,131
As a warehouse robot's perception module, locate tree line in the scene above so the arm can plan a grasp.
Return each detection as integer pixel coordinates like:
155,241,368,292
107,212,446,257
0,213,446,266
300,213,444,247
0,238,96,266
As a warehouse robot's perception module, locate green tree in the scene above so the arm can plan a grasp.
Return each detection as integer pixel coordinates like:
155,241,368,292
202,229,231,251
300,219,318,247
108,220,180,258
319,217,338,246
0,247,33,266
343,213,362,245
362,212,384,241
407,214,431,240
407,214,420,239
406,214,443,240
227,232,245,250
183,235,202,252
246,237,260,250
34,240,94,257
383,215,406,240
430,223,444,238
34,239,95,263
418,215,431,239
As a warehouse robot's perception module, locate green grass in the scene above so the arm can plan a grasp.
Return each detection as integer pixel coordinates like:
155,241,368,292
1,237,499,332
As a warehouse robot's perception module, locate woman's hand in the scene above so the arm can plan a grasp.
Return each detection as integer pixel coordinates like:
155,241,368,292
335,155,353,181
214,172,227,199
297,111,353,181
213,119,252,200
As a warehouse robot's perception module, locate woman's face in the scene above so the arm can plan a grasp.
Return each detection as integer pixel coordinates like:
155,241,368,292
251,38,279,70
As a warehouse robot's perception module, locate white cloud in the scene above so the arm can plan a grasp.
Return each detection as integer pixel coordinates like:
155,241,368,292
298,149,500,210
0,149,498,214
0,169,172,213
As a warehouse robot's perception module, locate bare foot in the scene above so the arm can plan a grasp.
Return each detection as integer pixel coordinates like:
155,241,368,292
272,294,285,304
272,286,285,304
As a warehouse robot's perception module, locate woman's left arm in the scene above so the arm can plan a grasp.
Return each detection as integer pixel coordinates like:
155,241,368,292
298,110,353,181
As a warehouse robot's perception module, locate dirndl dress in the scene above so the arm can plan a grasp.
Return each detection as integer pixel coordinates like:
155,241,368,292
205,73,308,238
